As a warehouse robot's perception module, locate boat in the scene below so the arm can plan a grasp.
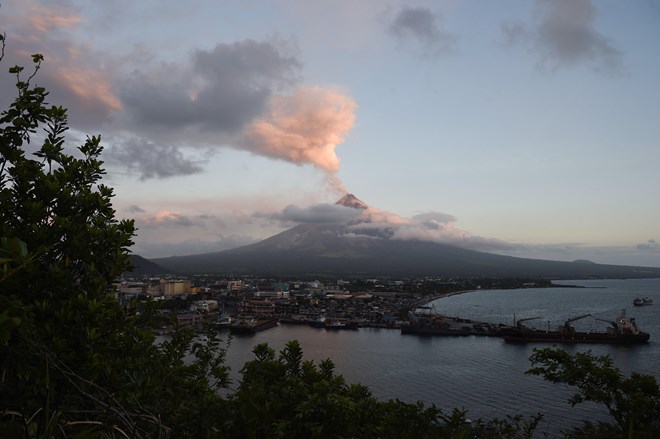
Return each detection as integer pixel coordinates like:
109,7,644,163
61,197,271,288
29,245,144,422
213,314,233,329
228,317,279,334
309,316,358,330
633,297,653,306
310,316,327,328
278,316,312,325
501,310,650,344
401,308,497,336
324,320,358,330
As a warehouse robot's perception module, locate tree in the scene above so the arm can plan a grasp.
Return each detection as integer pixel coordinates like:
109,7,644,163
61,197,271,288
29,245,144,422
0,33,560,439
528,348,660,438
225,340,450,439
224,340,542,439
0,35,230,438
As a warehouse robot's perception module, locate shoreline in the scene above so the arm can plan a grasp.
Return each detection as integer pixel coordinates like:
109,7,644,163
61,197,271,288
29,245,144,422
414,289,475,310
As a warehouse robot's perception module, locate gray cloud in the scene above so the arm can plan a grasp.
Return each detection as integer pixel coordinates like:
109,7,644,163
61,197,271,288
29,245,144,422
134,235,258,258
140,212,197,227
119,39,301,135
111,38,360,182
501,22,531,47
637,239,659,251
256,203,363,226
502,0,622,73
0,6,120,128
388,7,456,56
3,4,357,182
104,137,204,180
137,210,226,229
127,205,146,213
411,212,457,230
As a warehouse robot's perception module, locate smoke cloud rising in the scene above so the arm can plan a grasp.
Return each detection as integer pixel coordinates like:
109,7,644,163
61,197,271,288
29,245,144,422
3,3,357,186
244,87,356,192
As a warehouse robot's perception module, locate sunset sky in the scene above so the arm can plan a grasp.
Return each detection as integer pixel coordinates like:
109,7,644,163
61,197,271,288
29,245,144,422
2,0,659,267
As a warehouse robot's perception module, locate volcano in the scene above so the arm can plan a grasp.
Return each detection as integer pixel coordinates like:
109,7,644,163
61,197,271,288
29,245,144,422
151,195,660,278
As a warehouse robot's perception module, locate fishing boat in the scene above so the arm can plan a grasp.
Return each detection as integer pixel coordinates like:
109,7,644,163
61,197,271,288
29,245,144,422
501,310,650,344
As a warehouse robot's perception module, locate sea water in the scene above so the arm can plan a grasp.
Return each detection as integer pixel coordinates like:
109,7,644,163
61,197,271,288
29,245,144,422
221,278,660,435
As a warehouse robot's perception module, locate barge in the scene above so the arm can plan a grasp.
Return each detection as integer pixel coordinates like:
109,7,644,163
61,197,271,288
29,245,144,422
229,317,279,335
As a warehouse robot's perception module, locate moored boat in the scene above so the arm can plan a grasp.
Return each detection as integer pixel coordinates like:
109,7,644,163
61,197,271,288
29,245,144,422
229,317,279,334
633,297,653,306
501,310,650,344
324,319,359,330
213,315,233,329
401,308,497,336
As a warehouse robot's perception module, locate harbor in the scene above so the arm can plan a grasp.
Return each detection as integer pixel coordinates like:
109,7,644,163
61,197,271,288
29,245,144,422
219,278,660,435
166,279,653,345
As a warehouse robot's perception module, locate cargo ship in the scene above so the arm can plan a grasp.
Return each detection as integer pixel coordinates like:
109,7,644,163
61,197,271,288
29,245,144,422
500,310,650,344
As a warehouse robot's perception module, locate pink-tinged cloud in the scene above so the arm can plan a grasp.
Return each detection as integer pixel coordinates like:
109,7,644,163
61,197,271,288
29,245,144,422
3,1,121,124
244,87,357,174
141,210,197,227
28,5,81,32
52,64,121,112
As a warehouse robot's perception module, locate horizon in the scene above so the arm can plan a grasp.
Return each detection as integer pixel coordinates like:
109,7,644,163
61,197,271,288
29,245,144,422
2,1,659,267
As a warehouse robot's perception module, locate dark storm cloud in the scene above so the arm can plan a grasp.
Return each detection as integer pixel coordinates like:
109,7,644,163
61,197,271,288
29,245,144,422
502,0,622,73
104,138,204,180
387,7,455,55
256,203,362,226
120,39,301,134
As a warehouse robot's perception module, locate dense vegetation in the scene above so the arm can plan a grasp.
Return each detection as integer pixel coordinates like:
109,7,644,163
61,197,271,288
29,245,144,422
1,37,659,438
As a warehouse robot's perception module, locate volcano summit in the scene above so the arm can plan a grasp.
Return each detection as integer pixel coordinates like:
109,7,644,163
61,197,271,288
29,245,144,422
151,195,660,278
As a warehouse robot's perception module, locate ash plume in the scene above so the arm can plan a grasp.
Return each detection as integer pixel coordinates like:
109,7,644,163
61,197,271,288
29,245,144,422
243,86,356,193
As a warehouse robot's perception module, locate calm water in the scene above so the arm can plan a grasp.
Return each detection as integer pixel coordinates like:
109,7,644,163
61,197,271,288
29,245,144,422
220,278,660,435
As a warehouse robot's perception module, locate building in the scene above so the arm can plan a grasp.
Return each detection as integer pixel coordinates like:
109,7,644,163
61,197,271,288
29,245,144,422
238,300,275,317
191,300,218,313
160,279,192,297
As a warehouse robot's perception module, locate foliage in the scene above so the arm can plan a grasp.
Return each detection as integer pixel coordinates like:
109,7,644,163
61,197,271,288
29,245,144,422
6,30,659,439
0,41,552,438
0,39,485,439
224,340,543,439
0,35,231,438
528,348,660,438
226,340,436,438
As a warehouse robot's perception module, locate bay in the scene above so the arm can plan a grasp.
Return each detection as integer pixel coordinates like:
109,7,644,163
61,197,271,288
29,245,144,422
220,278,660,435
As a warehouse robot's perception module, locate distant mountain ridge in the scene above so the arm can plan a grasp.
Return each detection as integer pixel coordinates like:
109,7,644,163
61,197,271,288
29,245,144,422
150,195,660,279
126,255,172,277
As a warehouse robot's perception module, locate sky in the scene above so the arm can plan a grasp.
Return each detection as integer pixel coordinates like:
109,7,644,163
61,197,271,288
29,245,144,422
2,0,659,267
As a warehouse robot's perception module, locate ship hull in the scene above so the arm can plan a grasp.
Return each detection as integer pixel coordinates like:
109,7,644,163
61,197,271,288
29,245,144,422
229,318,279,335
502,330,650,344
402,327,470,336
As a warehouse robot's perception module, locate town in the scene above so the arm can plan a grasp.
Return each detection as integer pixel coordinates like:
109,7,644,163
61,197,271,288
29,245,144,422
116,275,555,333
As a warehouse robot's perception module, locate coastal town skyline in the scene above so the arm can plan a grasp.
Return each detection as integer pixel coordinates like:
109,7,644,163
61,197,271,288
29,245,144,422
2,1,659,267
